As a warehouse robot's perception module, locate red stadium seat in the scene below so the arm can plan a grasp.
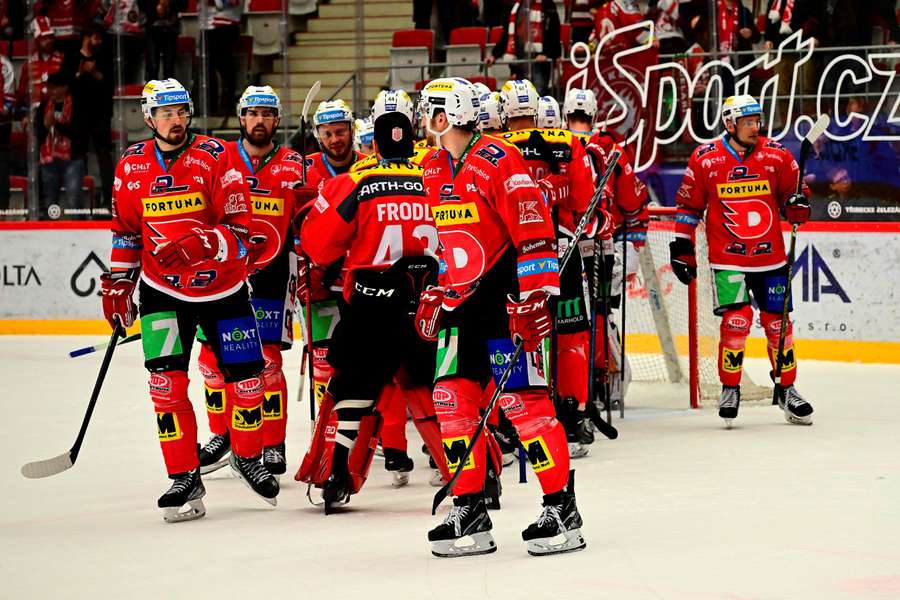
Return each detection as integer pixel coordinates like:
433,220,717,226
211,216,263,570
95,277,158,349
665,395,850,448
489,26,503,46
560,23,571,54
391,30,434,89
447,27,487,77
249,0,280,11
467,75,497,91
176,35,195,55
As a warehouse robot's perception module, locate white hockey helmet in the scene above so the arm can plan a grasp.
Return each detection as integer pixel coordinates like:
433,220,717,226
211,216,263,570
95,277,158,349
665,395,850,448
721,94,763,129
418,78,481,130
237,85,281,118
354,117,374,150
563,87,598,120
372,88,415,125
141,78,193,120
537,96,562,129
500,79,539,120
477,91,506,132
472,81,491,98
313,99,354,138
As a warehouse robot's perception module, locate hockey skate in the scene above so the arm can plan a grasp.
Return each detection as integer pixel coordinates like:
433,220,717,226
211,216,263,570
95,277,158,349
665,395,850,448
321,472,351,514
557,396,590,459
158,468,206,523
229,453,279,506
718,386,741,428
776,384,814,425
488,422,518,467
384,448,414,488
428,455,445,487
198,431,231,475
484,460,502,511
263,442,286,477
522,471,586,556
428,494,496,558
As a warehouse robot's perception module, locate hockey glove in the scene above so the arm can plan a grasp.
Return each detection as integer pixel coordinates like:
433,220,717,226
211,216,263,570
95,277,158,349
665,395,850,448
669,237,697,285
296,255,329,305
506,292,553,352
247,234,268,272
154,227,223,268
595,203,615,241
415,286,444,341
537,173,570,207
784,193,810,225
100,270,137,330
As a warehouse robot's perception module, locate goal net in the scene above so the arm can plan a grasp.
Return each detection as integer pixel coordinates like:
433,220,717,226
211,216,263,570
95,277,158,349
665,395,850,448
619,207,771,409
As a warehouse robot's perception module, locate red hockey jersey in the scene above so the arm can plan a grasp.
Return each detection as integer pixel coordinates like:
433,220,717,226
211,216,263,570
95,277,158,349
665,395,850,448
422,133,560,309
300,160,436,301
675,136,807,271
225,140,316,272
499,127,595,234
586,132,649,246
350,145,438,173
110,134,252,301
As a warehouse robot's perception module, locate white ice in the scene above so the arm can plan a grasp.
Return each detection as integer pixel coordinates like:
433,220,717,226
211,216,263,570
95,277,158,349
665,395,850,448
2,336,899,599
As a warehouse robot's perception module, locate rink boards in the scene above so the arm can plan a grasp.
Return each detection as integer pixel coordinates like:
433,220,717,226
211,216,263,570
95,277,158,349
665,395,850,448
0,221,898,364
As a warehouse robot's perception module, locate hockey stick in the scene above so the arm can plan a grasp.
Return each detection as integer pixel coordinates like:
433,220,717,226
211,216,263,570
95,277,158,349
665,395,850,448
772,114,830,402
588,237,618,439
68,331,141,358
22,324,124,478
296,346,307,403
299,81,320,427
432,149,622,514
618,218,627,419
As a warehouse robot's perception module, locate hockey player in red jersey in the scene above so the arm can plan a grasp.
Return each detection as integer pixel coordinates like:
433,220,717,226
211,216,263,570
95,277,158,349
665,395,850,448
417,77,585,557
499,79,601,460
295,90,443,513
671,95,814,427
196,86,319,478
568,89,650,416
100,79,279,522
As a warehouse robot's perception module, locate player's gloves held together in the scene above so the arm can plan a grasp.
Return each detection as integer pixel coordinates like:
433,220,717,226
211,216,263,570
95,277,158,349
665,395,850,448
153,226,225,268
506,292,553,352
415,286,444,341
669,237,697,285
783,193,810,225
100,270,137,330
537,173,570,207
295,255,330,305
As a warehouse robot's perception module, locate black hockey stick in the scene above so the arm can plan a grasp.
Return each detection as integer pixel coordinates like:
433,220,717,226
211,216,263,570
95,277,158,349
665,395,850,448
432,149,622,514
772,114,830,402
618,218,627,418
22,324,124,478
299,81,321,426
68,331,141,358
589,237,618,439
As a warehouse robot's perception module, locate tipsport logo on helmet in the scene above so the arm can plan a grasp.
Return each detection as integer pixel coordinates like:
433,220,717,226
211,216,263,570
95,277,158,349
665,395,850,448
244,94,278,107
316,110,348,124
156,91,189,104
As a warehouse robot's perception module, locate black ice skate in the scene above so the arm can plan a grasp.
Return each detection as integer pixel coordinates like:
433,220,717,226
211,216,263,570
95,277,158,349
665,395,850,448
158,468,206,523
321,472,351,514
263,443,286,477
484,459,502,511
489,420,519,467
428,494,496,558
522,471,586,556
198,431,231,475
718,386,741,428
229,453,279,506
775,384,814,425
384,448,414,488
557,396,590,459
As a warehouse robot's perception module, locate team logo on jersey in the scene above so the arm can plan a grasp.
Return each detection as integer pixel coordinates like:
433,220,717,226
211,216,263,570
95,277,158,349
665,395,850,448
150,175,190,195
721,199,774,239
518,199,543,224
521,435,555,473
142,192,207,216
717,180,770,198
431,202,480,226
474,143,506,166
246,176,271,195
251,196,284,216
726,166,761,182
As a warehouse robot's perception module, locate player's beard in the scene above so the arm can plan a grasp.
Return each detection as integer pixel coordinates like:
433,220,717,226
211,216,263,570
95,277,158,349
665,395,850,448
322,140,351,163
163,125,187,146
246,124,274,148
732,128,758,150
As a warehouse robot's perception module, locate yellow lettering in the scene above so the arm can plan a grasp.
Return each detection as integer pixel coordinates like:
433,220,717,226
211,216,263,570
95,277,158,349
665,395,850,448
142,193,207,216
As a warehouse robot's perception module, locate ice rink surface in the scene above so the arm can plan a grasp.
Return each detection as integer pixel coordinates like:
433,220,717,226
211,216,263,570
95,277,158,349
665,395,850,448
2,335,899,600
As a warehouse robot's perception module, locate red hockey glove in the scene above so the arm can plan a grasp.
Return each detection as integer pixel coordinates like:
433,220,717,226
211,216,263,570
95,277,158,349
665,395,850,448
537,173,570,207
595,204,614,240
784,193,810,225
153,227,222,268
506,292,553,352
247,234,267,270
669,237,696,285
100,270,137,330
415,286,444,341
296,255,329,305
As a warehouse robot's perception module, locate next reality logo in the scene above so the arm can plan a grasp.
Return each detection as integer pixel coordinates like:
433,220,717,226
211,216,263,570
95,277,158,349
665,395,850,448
565,22,900,171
